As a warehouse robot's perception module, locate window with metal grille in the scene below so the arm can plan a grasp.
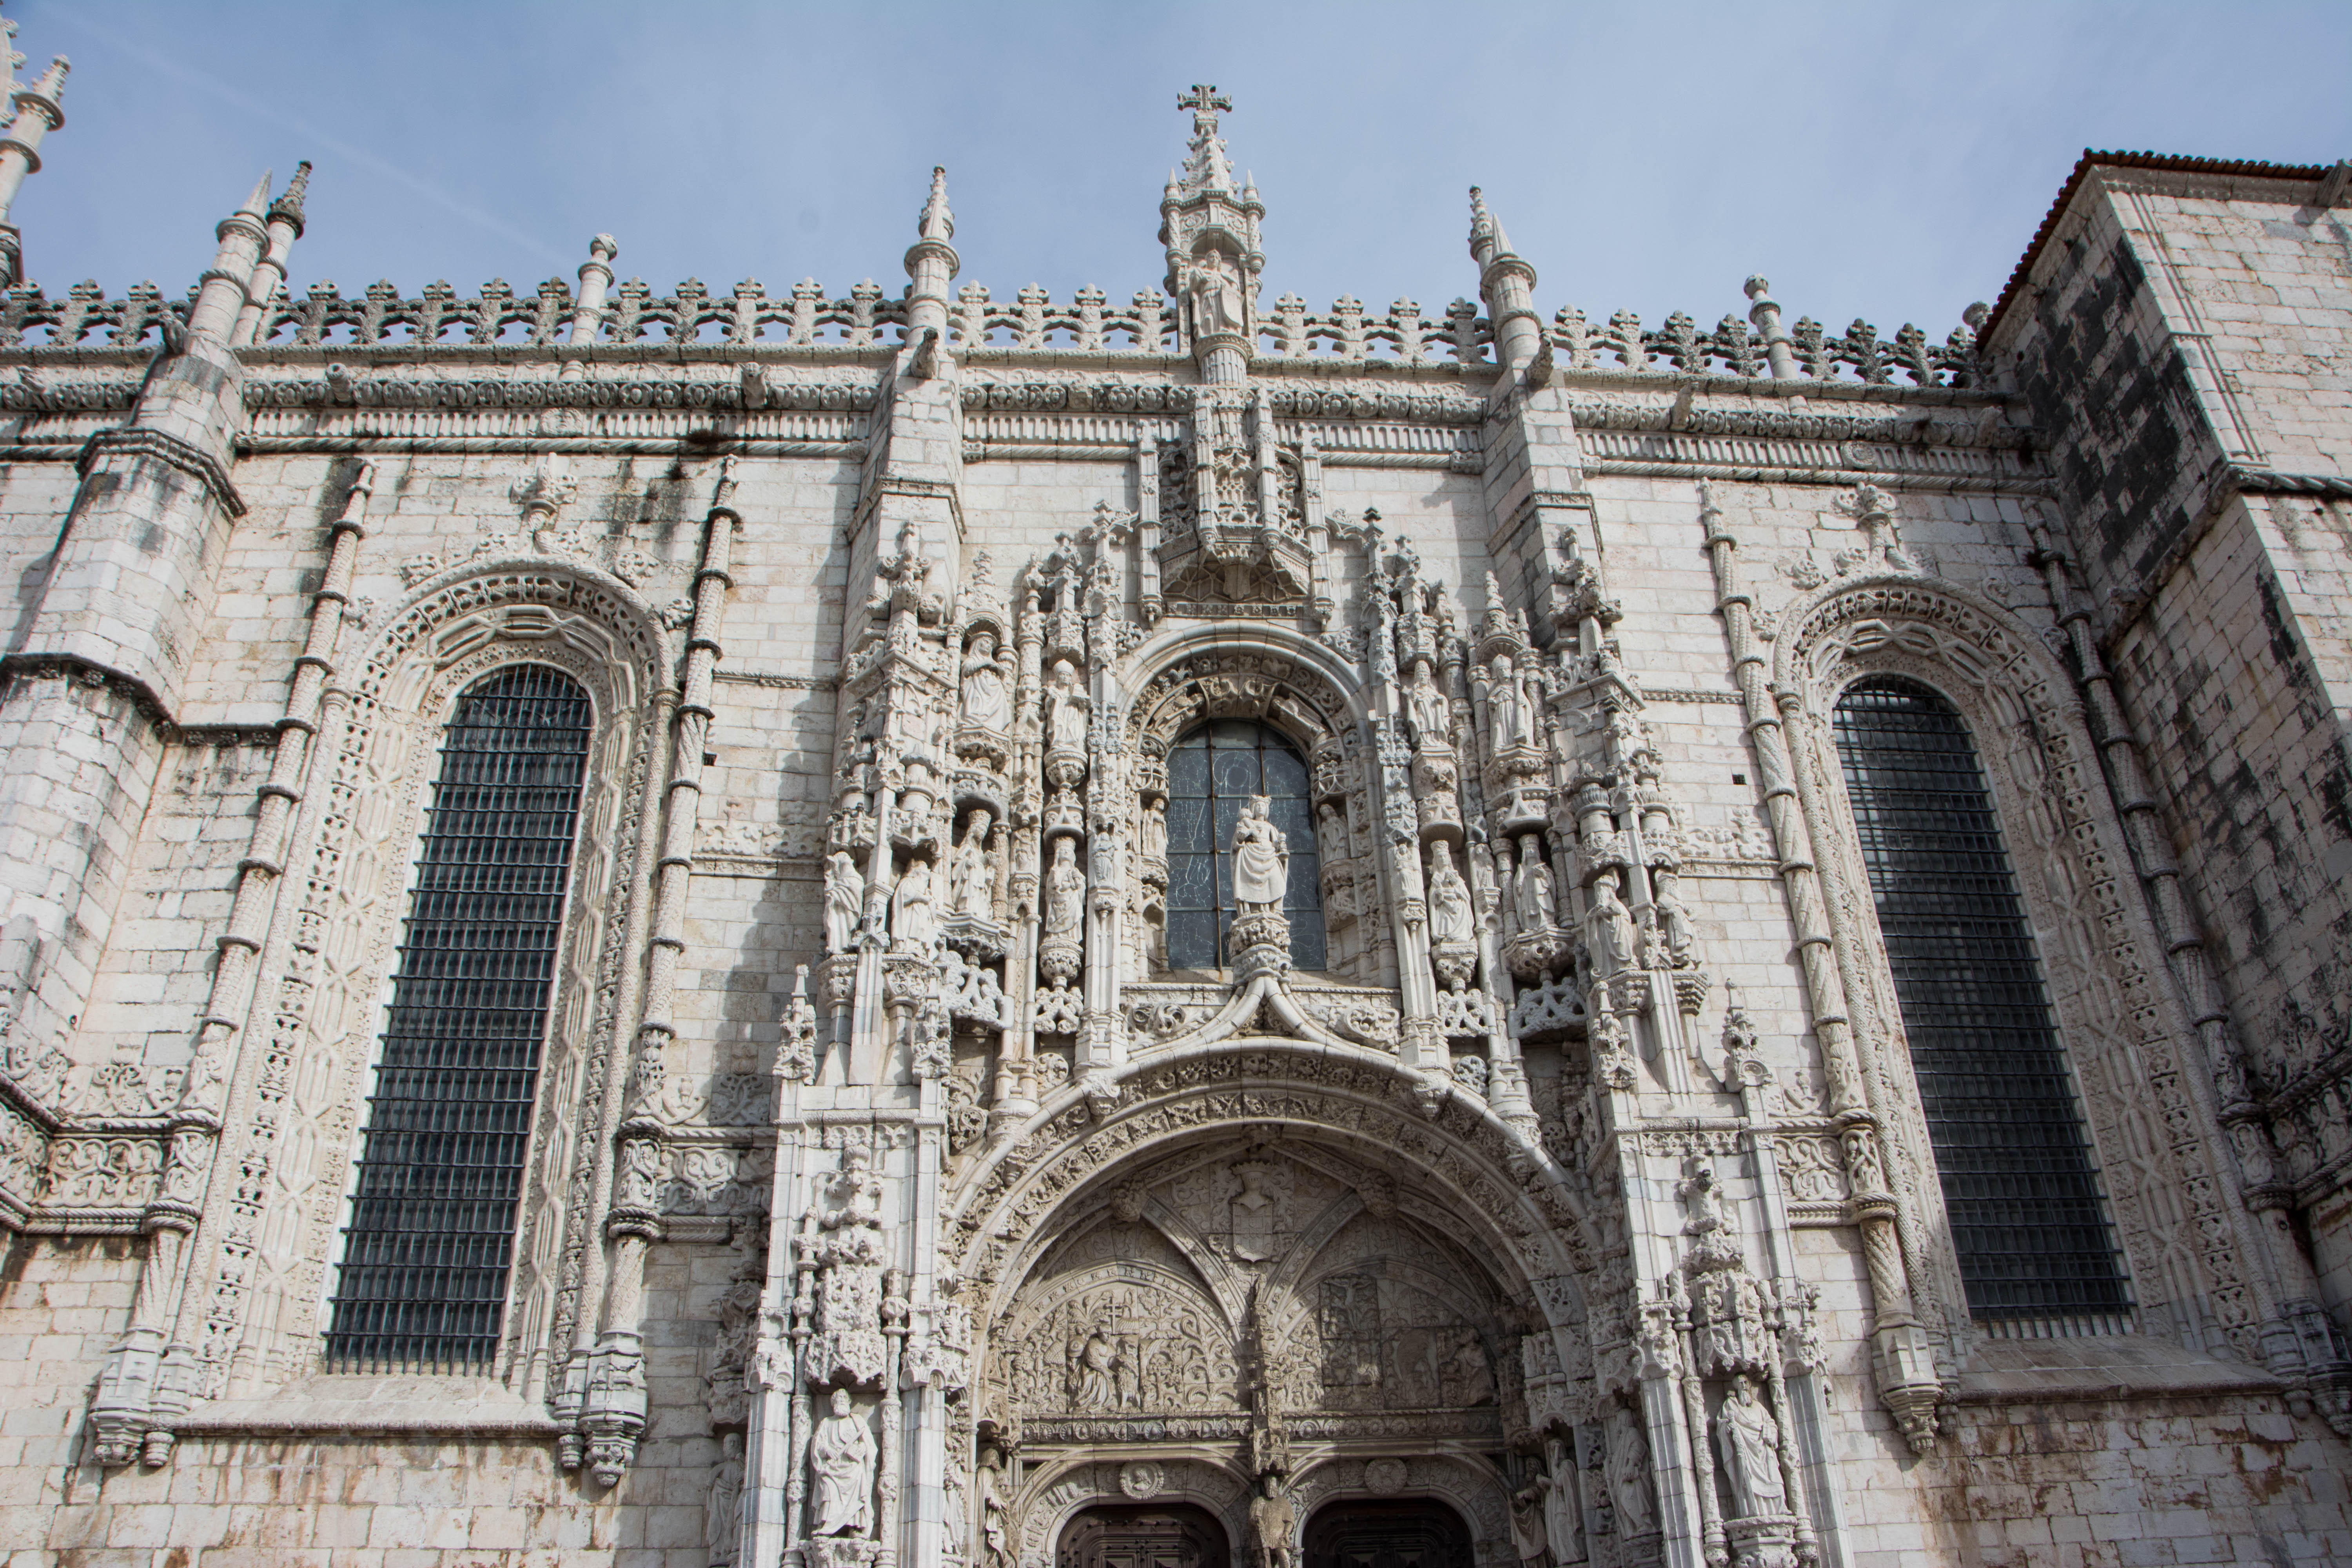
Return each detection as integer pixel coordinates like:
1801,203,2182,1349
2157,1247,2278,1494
1832,675,2130,1324
1163,719,1326,971
325,664,592,1370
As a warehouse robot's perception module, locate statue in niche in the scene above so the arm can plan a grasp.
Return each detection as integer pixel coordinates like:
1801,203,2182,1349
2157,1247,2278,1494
1651,868,1693,965
1043,658,1089,751
1191,247,1248,339
1508,1473,1549,1567
1043,838,1084,941
1586,873,1635,975
1142,799,1167,865
1248,1475,1297,1568
1542,1435,1584,1564
1715,1376,1787,1518
1406,657,1452,750
1605,1404,1657,1537
1315,802,1348,869
706,1432,744,1566
1490,654,1536,752
1514,833,1556,932
810,1388,877,1536
892,859,938,952
951,808,995,921
978,1448,1012,1568
824,851,865,953
1443,1328,1495,1405
806,1146,888,1387
1232,797,1290,914
1493,837,1520,942
960,629,1009,731
1428,841,1474,948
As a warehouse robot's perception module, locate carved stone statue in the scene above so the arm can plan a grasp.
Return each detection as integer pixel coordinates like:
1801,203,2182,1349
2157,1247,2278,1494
824,851,864,953
1490,654,1535,751
1542,1436,1583,1564
1315,802,1348,869
1142,799,1167,864
1044,658,1090,751
810,1388,877,1536
1428,841,1474,947
1043,837,1084,940
1232,797,1290,913
1715,1376,1787,1519
1509,1475,1550,1566
706,1431,744,1566
960,629,1009,731
1586,873,1635,975
1192,247,1248,339
1652,867,1693,965
978,1447,1012,1568
1606,1404,1657,1537
1514,833,1555,932
1407,658,1451,750
892,858,938,952
1248,1474,1297,1568
951,808,995,921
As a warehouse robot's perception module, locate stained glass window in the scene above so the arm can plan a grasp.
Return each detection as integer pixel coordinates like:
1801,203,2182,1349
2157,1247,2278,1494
1833,675,2131,1323
1162,719,1325,971
325,664,591,1370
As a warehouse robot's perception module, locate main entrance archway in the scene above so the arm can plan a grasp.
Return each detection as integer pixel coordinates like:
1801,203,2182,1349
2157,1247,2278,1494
1303,1500,1473,1568
1058,1503,1230,1568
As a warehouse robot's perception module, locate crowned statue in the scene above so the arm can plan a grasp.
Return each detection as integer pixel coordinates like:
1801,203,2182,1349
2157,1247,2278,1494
1231,797,1290,915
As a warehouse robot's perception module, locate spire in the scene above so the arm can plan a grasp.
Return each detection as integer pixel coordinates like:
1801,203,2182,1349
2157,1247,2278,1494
1466,185,1542,374
1159,85,1264,376
903,164,960,332
916,165,953,242
268,158,312,238
1175,82,1236,198
0,2,67,281
1468,186,1514,264
232,168,273,224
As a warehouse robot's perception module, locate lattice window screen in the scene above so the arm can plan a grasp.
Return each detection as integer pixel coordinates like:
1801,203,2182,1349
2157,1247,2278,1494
1832,675,2131,1323
325,664,592,1370
1163,719,1326,971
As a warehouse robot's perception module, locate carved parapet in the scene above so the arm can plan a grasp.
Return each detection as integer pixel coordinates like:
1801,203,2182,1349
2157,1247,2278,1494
950,763,1011,819
1434,985,1494,1041
1033,980,1083,1037
829,804,878,855
1488,784,1553,838
1410,749,1463,841
1869,1321,1945,1456
1502,926,1573,985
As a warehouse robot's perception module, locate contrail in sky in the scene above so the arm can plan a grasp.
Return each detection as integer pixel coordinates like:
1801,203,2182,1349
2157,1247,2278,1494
38,7,572,270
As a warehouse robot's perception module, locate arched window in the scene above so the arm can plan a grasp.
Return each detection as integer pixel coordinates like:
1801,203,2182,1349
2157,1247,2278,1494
326,665,592,1370
1163,719,1325,971
1831,675,2131,1325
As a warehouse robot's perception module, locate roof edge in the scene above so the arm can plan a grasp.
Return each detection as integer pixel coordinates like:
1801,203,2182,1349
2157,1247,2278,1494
1979,150,2333,343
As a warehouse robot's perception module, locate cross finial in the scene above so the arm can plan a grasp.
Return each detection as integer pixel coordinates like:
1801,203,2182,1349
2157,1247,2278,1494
1178,83,1232,117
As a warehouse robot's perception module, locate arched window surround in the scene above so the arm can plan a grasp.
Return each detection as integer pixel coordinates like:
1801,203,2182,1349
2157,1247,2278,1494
1774,577,2265,1356
187,570,667,1402
324,662,596,1372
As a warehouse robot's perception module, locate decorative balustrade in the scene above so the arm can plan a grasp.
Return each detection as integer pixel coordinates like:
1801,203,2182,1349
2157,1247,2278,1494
0,272,1984,387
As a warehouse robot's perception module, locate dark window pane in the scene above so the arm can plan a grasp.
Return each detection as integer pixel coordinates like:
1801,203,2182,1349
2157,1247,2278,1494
1151,719,1329,972
1832,675,2129,1321
1166,798,1212,857
326,664,591,1370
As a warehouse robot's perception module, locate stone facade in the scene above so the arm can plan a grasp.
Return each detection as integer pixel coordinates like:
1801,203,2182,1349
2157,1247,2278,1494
0,49,2347,1568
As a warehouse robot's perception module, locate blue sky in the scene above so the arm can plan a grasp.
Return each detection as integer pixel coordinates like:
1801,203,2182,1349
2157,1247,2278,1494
13,1,2351,343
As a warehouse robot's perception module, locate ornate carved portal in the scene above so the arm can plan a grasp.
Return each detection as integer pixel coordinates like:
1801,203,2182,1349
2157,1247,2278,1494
1303,1501,1474,1568
1058,1504,1231,1568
